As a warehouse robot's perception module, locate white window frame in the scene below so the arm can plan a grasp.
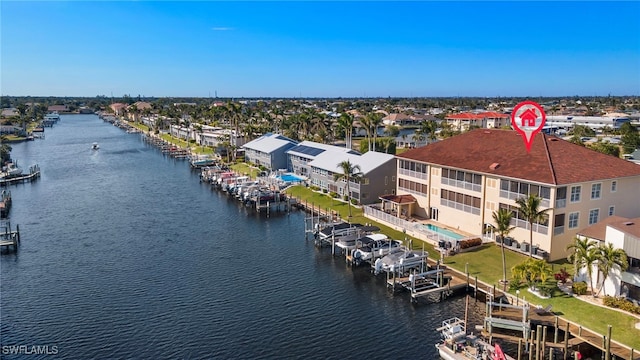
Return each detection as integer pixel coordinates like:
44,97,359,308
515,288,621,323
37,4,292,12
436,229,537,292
611,181,617,192
590,183,601,200
608,206,615,216
570,186,581,203
568,212,579,229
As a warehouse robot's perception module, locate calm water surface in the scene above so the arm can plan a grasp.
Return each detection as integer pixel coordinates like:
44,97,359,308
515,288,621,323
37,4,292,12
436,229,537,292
1,115,485,359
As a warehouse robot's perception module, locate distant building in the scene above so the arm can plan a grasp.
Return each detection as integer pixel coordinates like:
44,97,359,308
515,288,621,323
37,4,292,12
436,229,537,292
546,115,630,130
110,103,128,116
444,112,509,131
47,105,68,113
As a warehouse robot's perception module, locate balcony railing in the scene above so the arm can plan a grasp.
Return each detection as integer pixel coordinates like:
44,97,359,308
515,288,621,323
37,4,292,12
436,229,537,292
441,178,481,192
399,168,428,180
499,190,550,208
440,199,481,215
511,218,549,235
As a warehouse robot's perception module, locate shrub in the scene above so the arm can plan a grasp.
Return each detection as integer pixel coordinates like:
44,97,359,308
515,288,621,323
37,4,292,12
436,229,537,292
329,192,338,198
508,281,521,291
573,281,588,295
310,185,320,191
322,189,328,193
343,195,349,201
537,280,558,297
603,296,640,314
554,268,570,284
351,198,358,205
459,238,482,249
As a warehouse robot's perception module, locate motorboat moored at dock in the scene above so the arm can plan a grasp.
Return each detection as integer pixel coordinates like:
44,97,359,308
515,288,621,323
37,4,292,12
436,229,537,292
436,317,512,360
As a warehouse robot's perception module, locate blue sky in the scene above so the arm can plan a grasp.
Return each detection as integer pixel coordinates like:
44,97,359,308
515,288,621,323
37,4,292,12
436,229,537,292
2,1,639,97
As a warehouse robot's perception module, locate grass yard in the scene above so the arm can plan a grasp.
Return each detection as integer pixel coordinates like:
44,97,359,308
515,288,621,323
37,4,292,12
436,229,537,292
230,163,261,179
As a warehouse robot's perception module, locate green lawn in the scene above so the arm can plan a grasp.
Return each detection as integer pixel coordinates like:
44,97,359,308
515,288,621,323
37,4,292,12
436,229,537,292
230,163,261,179
284,184,640,349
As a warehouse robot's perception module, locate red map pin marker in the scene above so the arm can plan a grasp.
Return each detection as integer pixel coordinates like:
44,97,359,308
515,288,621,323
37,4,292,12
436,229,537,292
511,101,546,152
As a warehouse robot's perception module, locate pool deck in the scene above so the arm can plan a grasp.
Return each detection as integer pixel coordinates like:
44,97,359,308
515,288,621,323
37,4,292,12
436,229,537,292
419,219,475,239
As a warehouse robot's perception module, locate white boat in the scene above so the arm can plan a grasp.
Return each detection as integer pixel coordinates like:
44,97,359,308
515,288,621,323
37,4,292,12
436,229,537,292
1,162,22,178
351,234,403,264
44,112,60,122
436,317,513,360
92,142,100,150
374,249,428,274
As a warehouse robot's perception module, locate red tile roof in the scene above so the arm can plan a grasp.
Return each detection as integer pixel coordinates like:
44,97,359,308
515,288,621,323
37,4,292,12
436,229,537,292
446,113,485,120
445,112,509,120
380,194,417,204
478,111,509,118
397,129,640,185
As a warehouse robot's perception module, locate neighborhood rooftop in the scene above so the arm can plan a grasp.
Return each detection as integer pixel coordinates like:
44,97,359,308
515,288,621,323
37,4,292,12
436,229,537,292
397,128,640,185
242,133,297,153
309,150,395,174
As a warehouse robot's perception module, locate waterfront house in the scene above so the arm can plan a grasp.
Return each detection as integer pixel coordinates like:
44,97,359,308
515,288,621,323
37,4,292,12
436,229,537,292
286,141,359,178
307,150,397,205
110,103,128,116
47,105,68,113
576,216,640,301
365,128,640,261
242,133,298,171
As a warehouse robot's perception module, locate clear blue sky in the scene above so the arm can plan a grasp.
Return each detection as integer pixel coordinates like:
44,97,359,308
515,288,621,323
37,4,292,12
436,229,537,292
2,1,639,98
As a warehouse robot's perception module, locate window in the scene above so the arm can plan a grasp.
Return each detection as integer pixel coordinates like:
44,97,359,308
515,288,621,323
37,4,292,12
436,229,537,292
568,212,579,229
570,186,581,203
588,209,600,225
608,206,615,216
611,181,617,192
591,183,601,200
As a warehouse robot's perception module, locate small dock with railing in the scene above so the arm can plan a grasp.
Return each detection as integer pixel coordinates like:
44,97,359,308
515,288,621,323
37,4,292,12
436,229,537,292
0,222,20,253
0,165,41,186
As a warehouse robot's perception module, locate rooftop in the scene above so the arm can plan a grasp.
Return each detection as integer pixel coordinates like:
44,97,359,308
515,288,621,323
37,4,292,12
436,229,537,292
397,129,640,185
577,215,629,241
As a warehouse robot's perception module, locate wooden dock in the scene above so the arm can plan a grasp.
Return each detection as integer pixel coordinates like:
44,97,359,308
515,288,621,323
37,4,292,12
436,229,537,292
0,165,41,186
0,190,11,218
0,222,20,253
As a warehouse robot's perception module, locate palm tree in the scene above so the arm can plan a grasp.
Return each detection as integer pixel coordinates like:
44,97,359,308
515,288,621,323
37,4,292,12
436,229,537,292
515,194,550,257
566,237,599,297
596,243,628,296
359,114,374,151
492,208,515,289
333,160,363,218
369,112,383,152
336,113,354,149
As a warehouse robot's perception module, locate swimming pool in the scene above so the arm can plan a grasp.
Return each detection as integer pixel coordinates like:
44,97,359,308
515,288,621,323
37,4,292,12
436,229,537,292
422,223,464,240
277,173,304,183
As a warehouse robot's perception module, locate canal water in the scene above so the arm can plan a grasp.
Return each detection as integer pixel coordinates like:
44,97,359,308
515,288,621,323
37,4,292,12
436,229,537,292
1,115,485,359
